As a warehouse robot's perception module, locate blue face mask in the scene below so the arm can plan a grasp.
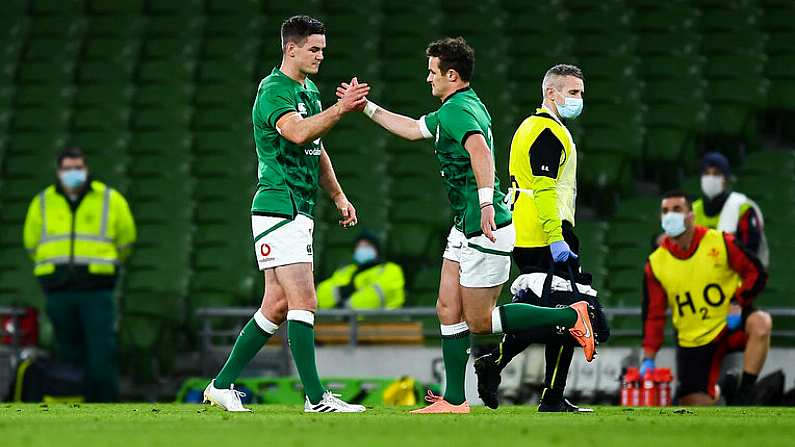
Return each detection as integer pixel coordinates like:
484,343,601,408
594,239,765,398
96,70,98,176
556,95,583,119
661,212,687,237
353,245,377,265
60,169,87,189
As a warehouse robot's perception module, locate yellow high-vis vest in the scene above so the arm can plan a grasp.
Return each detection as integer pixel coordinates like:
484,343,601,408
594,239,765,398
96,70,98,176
317,262,405,310
648,229,741,347
23,180,136,277
508,106,577,247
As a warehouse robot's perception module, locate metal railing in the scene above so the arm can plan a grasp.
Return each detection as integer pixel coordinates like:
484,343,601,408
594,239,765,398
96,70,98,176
196,306,795,348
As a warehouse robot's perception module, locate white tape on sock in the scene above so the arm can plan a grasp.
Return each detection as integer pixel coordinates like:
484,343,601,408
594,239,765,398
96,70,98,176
440,321,469,336
286,309,315,326
491,307,503,334
254,310,280,335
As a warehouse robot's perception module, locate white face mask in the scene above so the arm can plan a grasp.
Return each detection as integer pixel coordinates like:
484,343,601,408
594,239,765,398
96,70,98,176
661,212,687,238
701,175,724,199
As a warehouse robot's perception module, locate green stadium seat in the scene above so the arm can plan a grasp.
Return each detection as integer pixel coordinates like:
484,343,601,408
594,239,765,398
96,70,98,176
14,85,75,108
30,16,87,38
141,37,199,61
575,34,637,57
701,31,766,56
192,106,252,131
0,178,50,203
407,265,440,307
73,84,134,108
636,32,699,56
605,268,644,307
0,265,45,308
22,38,80,64
77,60,134,84
197,59,255,83
87,0,144,14
205,0,262,14
136,60,195,84
568,8,632,33
203,16,265,38
195,82,256,108
699,9,758,33
126,176,193,203
130,106,192,131
639,55,704,81
644,127,693,164
130,131,192,156
386,222,444,261
72,107,131,132
133,84,194,108
582,126,644,161
145,0,203,15
192,130,250,155
128,152,189,179
631,7,697,32
87,16,146,38
130,198,192,226
69,130,131,156
82,38,141,62
12,107,71,132
17,61,76,85
202,37,259,61
145,16,205,38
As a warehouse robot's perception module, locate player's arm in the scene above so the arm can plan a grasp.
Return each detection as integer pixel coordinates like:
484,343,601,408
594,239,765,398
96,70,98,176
276,82,370,145
319,146,357,228
641,261,668,360
737,205,763,254
464,133,498,242
528,129,565,244
724,232,767,306
335,83,425,141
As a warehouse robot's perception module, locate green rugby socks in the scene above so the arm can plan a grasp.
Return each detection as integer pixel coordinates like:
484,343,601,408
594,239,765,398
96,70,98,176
492,303,577,333
441,322,471,405
287,310,326,404
215,312,279,389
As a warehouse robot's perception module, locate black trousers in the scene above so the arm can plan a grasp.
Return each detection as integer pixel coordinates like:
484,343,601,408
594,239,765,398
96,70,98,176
492,221,580,403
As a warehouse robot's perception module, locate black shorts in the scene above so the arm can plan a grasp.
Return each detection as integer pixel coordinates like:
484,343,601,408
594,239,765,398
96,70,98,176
513,221,579,274
676,324,749,399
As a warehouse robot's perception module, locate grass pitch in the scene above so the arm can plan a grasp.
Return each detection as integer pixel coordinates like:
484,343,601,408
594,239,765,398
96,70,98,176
1,404,794,447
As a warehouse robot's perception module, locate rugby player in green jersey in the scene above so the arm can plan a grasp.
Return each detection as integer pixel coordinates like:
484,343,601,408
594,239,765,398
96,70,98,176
339,37,596,413
203,15,371,413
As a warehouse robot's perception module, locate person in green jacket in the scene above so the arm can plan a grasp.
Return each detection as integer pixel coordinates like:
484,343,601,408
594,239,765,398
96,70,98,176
23,147,136,402
317,232,405,309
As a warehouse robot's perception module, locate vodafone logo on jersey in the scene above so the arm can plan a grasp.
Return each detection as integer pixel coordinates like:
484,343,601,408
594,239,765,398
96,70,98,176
260,243,272,257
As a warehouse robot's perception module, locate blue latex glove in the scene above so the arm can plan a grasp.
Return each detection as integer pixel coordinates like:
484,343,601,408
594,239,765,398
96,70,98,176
640,358,655,376
727,313,743,331
550,240,578,263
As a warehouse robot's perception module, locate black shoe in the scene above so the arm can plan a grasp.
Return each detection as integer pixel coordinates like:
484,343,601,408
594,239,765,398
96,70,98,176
474,354,502,409
538,398,593,413
719,373,742,406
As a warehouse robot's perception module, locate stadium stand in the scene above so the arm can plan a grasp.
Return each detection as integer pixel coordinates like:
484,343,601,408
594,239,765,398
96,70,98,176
0,0,793,381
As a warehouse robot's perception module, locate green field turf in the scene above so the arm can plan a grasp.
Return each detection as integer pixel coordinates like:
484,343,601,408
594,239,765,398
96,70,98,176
2,404,794,447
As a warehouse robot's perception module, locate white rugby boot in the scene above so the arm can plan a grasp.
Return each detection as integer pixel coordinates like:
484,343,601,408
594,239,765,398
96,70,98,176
304,391,366,413
203,380,252,412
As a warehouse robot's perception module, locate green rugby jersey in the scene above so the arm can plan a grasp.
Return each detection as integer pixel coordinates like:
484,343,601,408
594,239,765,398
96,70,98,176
251,67,323,218
420,87,512,237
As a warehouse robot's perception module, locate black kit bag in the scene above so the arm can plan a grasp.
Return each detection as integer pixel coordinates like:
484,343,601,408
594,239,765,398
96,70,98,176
511,261,610,344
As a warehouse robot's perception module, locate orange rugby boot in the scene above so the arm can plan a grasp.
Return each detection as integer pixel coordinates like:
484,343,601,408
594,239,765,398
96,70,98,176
568,301,596,362
409,390,470,414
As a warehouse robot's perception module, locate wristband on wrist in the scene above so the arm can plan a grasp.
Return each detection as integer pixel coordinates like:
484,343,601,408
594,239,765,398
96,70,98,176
480,203,493,209
363,101,379,118
478,187,494,205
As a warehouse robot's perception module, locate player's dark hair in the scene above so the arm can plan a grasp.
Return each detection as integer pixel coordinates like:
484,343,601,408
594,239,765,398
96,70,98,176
281,15,326,50
56,147,86,168
425,37,475,81
545,64,584,81
662,190,692,210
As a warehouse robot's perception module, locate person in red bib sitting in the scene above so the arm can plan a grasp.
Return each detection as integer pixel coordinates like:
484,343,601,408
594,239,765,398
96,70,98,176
641,191,770,405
